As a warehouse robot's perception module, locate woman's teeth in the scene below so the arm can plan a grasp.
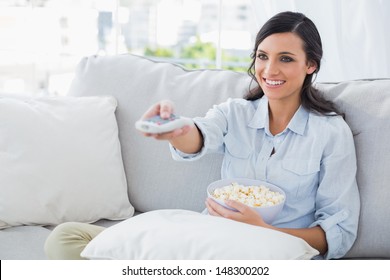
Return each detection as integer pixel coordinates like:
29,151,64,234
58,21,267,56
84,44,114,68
265,79,285,85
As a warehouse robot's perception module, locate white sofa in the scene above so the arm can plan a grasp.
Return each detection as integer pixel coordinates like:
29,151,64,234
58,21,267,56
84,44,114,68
1,54,389,259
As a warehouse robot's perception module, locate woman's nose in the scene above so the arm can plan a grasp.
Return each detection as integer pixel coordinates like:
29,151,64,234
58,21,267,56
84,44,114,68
264,61,279,75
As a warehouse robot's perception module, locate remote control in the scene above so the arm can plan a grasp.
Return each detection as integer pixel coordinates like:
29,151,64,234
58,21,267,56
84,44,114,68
135,114,194,134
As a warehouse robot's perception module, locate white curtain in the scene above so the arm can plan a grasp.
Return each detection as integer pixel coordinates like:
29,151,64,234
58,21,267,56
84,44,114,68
250,0,390,82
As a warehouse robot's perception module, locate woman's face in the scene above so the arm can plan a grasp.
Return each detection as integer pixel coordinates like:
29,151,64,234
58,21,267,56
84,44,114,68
255,32,316,104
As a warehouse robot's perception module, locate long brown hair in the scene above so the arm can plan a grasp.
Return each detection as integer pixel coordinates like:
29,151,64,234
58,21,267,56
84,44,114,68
246,11,340,116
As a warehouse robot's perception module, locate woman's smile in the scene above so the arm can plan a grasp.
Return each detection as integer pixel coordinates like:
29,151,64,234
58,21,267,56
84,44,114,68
263,78,286,87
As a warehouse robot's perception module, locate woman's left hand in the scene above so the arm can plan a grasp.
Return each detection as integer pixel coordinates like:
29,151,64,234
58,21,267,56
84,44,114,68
205,198,272,228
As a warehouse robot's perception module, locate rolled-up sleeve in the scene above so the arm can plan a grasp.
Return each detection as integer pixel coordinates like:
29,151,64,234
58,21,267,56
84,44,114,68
310,117,360,259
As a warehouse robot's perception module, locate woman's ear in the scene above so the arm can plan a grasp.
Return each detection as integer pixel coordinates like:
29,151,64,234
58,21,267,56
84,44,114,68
306,61,317,75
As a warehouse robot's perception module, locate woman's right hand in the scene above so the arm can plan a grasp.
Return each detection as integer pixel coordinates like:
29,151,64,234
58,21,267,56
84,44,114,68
139,100,193,141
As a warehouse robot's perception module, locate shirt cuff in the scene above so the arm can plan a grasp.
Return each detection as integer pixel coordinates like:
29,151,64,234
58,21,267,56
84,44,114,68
169,120,210,161
169,143,205,161
310,210,348,259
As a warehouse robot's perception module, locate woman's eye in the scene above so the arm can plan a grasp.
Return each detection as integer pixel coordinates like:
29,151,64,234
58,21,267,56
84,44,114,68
281,56,293,62
257,53,267,60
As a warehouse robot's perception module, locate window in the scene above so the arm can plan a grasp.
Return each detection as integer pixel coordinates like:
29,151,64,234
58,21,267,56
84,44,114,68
0,0,256,96
3,0,386,95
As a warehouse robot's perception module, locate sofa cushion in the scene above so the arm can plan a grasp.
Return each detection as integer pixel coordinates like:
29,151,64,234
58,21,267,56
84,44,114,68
0,96,134,229
0,226,51,260
81,209,319,260
68,54,250,213
317,79,390,258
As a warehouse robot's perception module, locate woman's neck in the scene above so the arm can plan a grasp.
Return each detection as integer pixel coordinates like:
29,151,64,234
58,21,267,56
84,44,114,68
268,99,300,135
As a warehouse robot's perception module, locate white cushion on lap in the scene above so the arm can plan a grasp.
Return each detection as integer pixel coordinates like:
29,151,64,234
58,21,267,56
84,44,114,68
81,209,319,260
0,96,134,228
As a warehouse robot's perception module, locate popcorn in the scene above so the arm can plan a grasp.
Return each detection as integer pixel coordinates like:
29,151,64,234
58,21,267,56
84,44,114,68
211,182,284,207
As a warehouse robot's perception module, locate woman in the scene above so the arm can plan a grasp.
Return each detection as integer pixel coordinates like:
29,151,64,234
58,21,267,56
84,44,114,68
142,11,360,259
45,11,359,260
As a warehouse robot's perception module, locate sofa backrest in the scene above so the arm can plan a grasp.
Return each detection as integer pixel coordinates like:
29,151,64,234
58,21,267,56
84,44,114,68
68,54,390,259
68,54,250,213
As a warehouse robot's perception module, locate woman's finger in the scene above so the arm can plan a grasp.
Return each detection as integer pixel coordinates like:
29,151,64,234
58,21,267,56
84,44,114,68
159,100,174,118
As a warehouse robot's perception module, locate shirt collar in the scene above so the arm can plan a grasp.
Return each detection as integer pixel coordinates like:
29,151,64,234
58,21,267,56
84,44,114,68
248,97,268,130
288,104,309,135
248,96,309,136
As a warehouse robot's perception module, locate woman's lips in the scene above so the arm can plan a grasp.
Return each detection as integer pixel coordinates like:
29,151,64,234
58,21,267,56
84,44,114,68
264,78,286,87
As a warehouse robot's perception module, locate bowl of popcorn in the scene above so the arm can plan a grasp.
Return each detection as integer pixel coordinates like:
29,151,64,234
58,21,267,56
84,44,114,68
207,178,285,224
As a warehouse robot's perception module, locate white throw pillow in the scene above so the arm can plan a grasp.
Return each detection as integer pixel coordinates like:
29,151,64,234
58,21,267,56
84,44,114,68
0,96,134,229
81,209,319,260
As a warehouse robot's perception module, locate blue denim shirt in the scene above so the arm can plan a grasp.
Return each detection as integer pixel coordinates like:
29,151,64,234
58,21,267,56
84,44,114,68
170,97,360,259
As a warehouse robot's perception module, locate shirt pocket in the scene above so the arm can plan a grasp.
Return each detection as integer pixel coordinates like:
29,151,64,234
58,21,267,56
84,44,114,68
223,134,252,177
282,158,320,199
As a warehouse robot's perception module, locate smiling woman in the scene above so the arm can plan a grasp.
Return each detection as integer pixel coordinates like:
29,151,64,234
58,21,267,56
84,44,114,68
138,11,360,260
45,11,360,260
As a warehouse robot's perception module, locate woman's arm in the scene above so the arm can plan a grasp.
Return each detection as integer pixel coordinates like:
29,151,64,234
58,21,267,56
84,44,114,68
139,100,203,154
205,198,328,255
168,125,203,154
271,225,327,255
